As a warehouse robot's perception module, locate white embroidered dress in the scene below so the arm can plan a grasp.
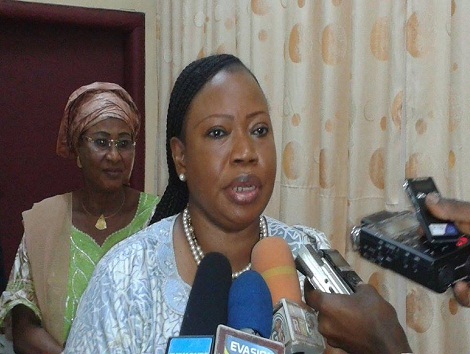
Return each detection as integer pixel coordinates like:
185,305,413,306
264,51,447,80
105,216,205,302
65,214,330,354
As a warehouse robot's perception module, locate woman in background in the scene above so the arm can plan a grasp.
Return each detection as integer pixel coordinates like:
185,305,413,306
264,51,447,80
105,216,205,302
0,82,159,353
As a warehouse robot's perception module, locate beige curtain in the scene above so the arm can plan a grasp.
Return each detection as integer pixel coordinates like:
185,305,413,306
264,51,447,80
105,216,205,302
154,1,470,353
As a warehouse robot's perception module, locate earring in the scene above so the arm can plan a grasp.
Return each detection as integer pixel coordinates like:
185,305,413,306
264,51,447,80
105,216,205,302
179,173,186,182
77,156,82,168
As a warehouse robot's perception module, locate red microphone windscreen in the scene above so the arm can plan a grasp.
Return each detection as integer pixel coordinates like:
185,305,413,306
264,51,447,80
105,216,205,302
251,237,302,305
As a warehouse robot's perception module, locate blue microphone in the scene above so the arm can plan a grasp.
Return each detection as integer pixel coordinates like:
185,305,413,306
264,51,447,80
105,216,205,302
211,270,284,354
227,270,273,338
167,259,285,354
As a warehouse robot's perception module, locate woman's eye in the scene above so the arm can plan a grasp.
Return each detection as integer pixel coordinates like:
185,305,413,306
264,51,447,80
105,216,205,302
208,128,227,138
253,126,269,136
117,139,131,149
94,138,109,148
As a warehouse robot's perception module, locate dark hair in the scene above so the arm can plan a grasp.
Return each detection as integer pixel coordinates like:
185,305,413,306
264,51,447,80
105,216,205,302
150,54,259,224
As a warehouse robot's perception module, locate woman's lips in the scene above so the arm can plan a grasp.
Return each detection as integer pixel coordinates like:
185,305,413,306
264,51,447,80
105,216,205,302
103,169,122,178
226,175,261,205
233,185,256,193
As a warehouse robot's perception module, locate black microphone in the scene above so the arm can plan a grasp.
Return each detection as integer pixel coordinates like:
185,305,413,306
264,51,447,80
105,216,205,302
212,270,285,354
180,252,232,335
166,252,232,354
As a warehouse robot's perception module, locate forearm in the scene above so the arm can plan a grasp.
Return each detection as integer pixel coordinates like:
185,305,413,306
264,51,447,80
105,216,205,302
12,305,63,354
373,324,411,354
305,283,412,354
12,325,63,354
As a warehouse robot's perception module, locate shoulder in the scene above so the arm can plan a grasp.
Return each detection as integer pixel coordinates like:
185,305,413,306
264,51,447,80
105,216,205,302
22,192,71,223
76,215,183,318
139,191,160,205
265,216,331,256
26,192,71,212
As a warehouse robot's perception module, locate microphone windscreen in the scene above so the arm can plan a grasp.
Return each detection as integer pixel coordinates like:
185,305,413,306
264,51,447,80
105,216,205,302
227,270,273,338
251,237,302,305
179,252,232,336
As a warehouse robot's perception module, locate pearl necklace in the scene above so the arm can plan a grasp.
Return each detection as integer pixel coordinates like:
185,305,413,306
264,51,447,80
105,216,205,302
182,206,268,279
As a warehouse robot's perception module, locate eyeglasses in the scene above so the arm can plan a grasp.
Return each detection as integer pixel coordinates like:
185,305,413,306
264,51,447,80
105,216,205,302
82,136,136,153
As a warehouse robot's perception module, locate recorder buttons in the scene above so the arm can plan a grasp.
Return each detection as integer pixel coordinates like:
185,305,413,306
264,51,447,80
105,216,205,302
437,266,454,290
465,255,470,274
456,236,469,248
356,209,470,293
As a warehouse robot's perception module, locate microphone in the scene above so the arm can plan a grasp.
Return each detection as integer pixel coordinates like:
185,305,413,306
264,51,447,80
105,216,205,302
251,237,302,305
228,270,273,338
166,252,232,354
251,237,326,354
213,270,285,354
296,244,361,294
180,252,232,335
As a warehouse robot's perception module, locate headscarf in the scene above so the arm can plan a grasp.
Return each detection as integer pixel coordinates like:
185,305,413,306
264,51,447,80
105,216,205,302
56,82,140,159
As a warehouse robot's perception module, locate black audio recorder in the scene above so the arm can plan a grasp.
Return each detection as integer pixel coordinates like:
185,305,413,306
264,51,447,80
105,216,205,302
351,210,470,293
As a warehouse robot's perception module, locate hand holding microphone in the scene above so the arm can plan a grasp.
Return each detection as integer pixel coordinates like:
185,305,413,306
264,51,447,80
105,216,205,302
293,236,411,354
304,281,412,354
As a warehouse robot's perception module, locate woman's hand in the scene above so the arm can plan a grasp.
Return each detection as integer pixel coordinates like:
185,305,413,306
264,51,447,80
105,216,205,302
425,192,470,234
425,192,470,307
304,281,411,354
452,281,470,307
11,305,63,354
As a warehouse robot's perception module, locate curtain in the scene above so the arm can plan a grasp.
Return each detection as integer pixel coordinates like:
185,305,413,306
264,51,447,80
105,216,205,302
154,1,470,353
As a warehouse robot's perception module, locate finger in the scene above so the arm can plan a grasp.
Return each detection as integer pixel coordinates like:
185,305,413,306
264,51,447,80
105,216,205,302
304,277,314,292
454,221,470,235
453,281,470,307
304,279,324,311
353,282,374,294
426,193,470,224
325,340,343,352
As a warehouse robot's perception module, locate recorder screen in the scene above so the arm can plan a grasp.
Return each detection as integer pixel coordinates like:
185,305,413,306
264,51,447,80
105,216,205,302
380,214,417,235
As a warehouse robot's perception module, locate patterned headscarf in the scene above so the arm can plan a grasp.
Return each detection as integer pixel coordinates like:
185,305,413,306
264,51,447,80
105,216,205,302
56,82,140,159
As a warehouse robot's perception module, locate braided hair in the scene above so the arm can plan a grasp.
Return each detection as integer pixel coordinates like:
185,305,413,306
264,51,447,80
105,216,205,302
150,54,260,224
